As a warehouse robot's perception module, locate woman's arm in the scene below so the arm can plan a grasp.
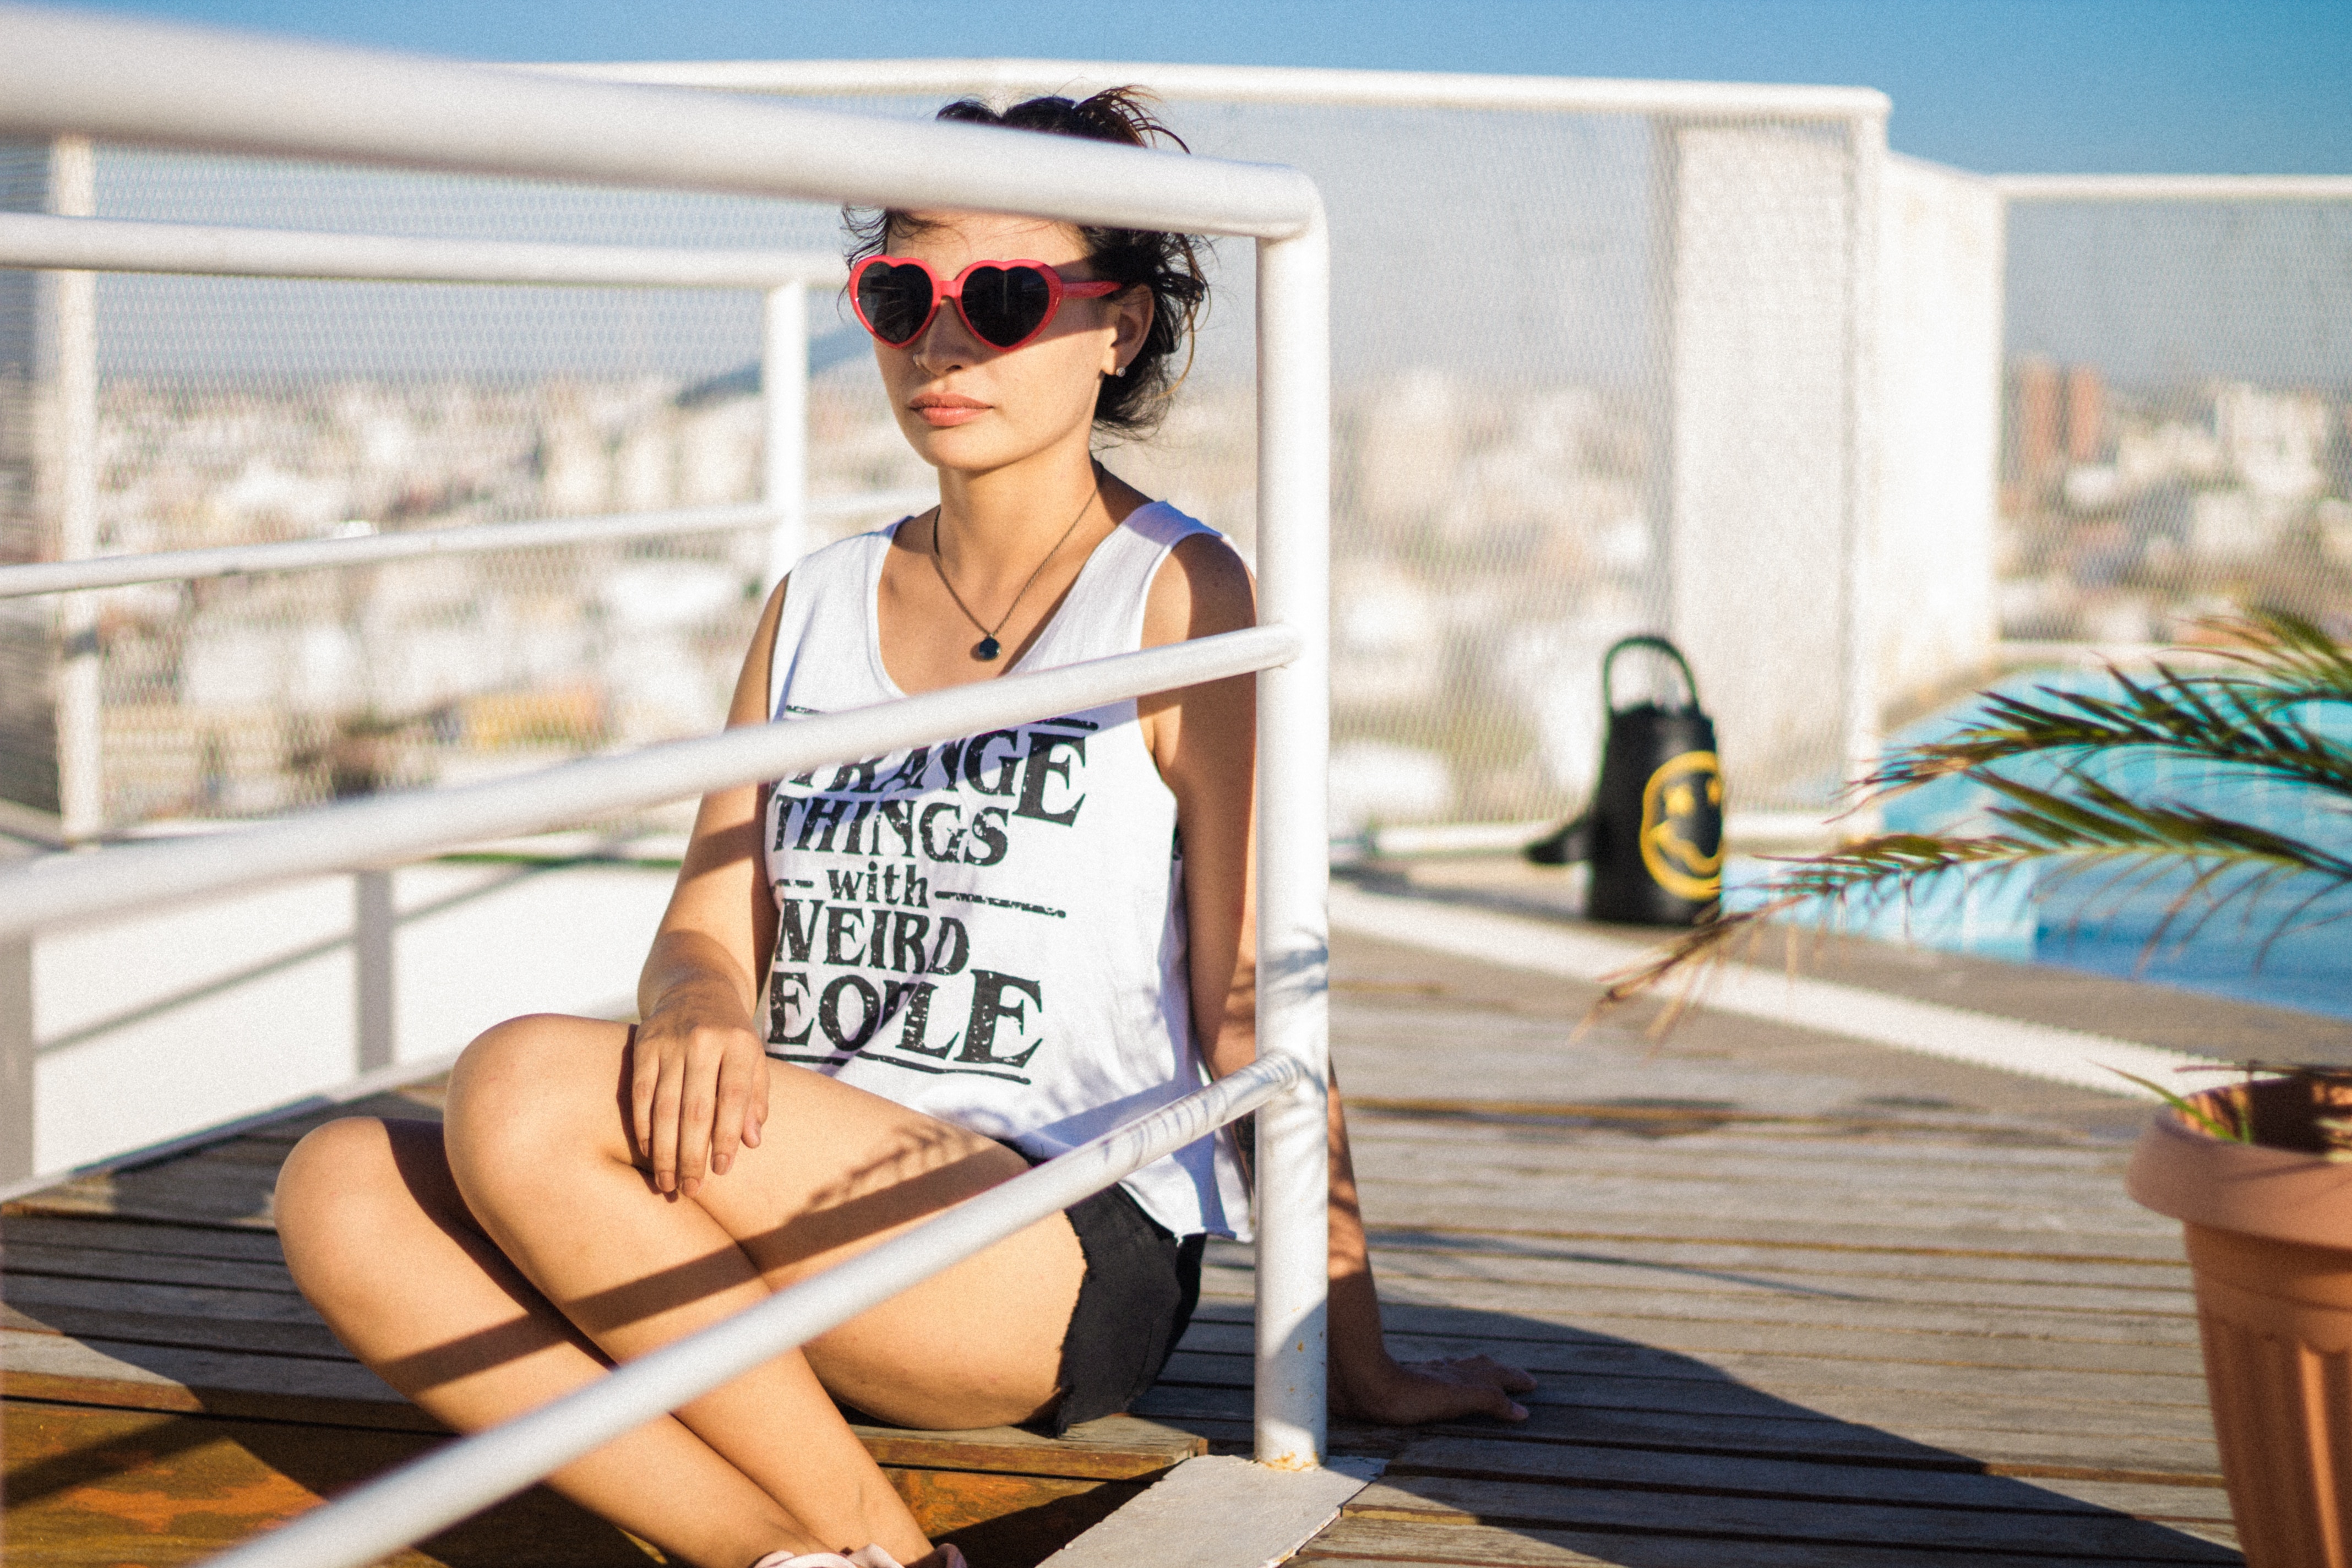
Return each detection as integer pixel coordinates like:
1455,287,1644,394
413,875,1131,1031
1141,535,1532,1427
630,578,790,1199
1324,1071,1532,1424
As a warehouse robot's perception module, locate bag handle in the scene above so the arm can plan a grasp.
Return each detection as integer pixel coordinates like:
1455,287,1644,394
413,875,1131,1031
1601,634,1702,715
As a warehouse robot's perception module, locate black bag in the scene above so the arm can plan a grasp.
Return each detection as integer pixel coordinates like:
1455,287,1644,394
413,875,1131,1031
1525,635,1724,926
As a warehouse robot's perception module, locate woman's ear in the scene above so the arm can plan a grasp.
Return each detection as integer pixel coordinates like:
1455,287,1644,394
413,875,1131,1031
1106,286,1155,377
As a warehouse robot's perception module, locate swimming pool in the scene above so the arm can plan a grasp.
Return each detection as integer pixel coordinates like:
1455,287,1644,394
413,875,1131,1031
1725,667,2352,1025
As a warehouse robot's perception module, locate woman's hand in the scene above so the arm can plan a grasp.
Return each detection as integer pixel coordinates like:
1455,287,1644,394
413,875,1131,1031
632,580,786,1203
1332,1348,1536,1427
630,971,770,1199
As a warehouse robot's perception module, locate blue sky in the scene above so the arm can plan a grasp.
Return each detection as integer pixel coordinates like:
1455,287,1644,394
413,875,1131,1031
51,0,2352,176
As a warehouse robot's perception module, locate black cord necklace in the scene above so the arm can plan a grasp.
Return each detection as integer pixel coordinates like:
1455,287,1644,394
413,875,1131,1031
929,482,1098,662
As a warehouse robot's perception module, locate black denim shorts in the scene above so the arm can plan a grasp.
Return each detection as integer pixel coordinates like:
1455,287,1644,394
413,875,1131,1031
1046,1178,1206,1435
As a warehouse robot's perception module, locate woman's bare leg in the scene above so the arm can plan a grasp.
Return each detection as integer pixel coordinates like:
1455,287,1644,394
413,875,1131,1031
275,1116,830,1567
438,1012,1086,1561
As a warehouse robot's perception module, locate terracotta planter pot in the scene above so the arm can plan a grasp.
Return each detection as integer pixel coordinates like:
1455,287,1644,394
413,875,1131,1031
2128,1079,2352,1567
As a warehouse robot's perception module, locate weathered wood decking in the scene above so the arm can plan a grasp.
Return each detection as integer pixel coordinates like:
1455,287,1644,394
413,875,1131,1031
1,1076,1202,1567
4,876,2275,1566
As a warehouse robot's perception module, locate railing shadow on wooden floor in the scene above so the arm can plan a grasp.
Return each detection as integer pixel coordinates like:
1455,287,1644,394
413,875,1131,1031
8,1087,2240,1565
1140,1295,2239,1564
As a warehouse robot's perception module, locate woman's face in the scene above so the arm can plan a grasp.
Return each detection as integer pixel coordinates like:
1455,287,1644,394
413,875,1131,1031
869,211,1152,478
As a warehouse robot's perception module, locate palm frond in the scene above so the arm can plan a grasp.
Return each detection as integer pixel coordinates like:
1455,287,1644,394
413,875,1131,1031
2196,609,2352,707
1864,638,2352,805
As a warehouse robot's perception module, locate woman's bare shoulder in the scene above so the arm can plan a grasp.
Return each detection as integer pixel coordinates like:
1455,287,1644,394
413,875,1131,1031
1142,526,1256,648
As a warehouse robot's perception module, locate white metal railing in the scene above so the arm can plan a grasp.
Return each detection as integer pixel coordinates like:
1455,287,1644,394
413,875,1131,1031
0,627,1299,938
0,201,909,1187
0,214,862,597
0,495,930,599
0,201,906,1160
0,10,1320,232
543,56,1892,119
0,12,1333,1553
0,210,848,286
1992,174,2352,202
0,210,851,836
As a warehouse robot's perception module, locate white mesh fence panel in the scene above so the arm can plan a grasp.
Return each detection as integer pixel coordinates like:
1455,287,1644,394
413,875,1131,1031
1667,123,1859,805
1999,194,2352,647
42,147,857,831
1,83,1879,837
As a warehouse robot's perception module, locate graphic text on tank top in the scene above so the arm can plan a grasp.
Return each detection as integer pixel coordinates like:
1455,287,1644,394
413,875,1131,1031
764,711,1103,1084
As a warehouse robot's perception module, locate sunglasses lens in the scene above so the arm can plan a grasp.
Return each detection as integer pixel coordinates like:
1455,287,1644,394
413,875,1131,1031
856,263,935,345
958,265,1053,349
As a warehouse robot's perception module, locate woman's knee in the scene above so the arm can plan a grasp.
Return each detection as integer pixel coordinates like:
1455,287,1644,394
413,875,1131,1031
443,1012,626,1189
277,1116,444,1299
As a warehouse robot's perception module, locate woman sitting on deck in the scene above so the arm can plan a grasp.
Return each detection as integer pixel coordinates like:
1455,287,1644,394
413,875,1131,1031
274,89,1534,1568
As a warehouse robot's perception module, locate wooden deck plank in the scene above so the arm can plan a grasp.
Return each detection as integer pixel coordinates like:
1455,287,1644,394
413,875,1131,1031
8,1166,281,1228
1131,1389,2224,1479
1183,1305,2206,1378
2,1399,660,1568
1233,1276,2206,1347
1347,1252,2197,1316
1179,1316,2204,1381
1342,1476,2237,1560
6,1301,353,1362
0,1327,1207,1480
2,1213,292,1264
1295,1517,2223,1568
1351,1231,2193,1290
1341,1201,2188,1260
6,1275,334,1326
3,1397,1163,1568
1345,1114,2135,1166
2,1240,307,1294
1139,1375,2220,1447
1166,1343,2213,1425
1342,1182,2169,1239
1344,1132,2154,1189
1381,1435,2232,1526
1159,1349,2219,1445
1342,1132,2150,1182
1161,1348,2211,1415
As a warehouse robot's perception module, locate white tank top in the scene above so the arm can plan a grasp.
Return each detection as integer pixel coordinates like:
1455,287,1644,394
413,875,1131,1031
760,502,1251,1240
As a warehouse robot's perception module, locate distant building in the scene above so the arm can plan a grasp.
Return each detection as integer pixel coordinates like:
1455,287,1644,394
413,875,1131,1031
2065,364,2105,465
2011,356,2063,499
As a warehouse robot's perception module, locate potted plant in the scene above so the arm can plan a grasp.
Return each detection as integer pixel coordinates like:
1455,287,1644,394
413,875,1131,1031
1603,611,2352,1567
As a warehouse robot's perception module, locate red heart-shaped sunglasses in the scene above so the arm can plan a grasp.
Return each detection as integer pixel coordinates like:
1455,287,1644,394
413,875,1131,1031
850,255,1125,353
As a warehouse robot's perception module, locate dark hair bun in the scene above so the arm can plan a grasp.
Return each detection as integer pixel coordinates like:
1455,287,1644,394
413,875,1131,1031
842,87,1208,437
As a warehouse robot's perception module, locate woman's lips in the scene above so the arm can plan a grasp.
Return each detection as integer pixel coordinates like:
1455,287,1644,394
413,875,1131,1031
911,395,988,428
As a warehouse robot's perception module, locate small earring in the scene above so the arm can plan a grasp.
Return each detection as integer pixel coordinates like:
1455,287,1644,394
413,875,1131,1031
1109,363,1128,378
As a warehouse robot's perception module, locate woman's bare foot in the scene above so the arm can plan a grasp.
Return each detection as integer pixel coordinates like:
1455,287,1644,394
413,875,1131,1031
749,1545,965,1568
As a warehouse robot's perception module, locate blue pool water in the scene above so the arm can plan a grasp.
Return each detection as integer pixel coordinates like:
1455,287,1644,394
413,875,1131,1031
1726,669,2352,1025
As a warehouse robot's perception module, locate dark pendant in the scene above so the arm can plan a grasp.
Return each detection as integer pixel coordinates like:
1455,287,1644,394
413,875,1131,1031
974,635,1001,661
